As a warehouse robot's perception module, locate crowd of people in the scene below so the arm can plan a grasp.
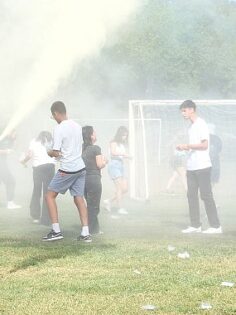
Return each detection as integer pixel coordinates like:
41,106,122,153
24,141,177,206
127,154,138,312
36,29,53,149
0,99,223,241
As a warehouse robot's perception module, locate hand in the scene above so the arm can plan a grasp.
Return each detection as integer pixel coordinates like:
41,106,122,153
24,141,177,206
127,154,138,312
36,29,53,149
176,144,189,151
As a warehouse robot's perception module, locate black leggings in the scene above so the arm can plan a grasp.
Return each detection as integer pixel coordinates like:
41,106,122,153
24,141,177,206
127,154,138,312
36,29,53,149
84,175,102,234
0,160,15,202
187,167,220,228
30,164,55,225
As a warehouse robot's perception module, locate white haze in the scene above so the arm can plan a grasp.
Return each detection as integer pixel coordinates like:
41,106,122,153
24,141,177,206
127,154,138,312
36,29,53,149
0,0,141,139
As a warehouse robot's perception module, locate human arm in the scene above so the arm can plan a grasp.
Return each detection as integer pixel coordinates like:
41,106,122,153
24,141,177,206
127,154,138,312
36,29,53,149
20,150,32,165
96,155,107,169
176,140,208,151
0,148,13,155
47,150,62,158
110,142,131,158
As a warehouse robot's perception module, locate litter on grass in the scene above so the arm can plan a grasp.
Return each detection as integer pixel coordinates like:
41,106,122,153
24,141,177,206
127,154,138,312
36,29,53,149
133,269,141,275
167,245,176,252
177,251,190,259
221,281,234,287
141,304,157,311
200,302,212,310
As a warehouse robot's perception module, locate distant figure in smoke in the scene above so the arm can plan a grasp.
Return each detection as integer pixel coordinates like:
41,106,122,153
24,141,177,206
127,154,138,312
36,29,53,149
177,100,222,234
104,126,130,215
20,131,55,225
163,134,187,195
208,124,222,186
0,128,21,209
82,126,107,235
43,101,91,242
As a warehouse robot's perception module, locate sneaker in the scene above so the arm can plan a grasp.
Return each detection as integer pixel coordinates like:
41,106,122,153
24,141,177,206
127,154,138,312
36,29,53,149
103,199,111,212
202,226,222,234
7,201,22,209
182,226,201,234
42,230,64,241
32,219,40,223
77,234,92,243
118,208,128,215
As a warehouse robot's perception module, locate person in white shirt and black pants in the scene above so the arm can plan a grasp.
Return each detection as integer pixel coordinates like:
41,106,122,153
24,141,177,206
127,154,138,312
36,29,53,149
177,100,222,234
21,131,55,225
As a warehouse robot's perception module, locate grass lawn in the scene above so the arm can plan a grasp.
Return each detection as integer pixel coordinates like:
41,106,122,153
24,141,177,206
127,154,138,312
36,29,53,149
0,193,235,315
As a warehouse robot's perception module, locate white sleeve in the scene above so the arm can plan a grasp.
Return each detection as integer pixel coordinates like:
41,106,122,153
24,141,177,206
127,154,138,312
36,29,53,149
53,126,63,151
28,139,35,151
199,121,209,141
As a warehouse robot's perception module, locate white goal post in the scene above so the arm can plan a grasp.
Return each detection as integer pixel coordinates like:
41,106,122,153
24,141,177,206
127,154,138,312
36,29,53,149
128,99,236,201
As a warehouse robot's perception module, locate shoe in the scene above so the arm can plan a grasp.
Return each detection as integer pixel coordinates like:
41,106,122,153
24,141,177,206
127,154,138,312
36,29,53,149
118,208,128,215
202,226,222,234
77,234,92,243
7,201,22,209
182,226,201,233
32,219,40,223
103,199,111,212
42,230,64,241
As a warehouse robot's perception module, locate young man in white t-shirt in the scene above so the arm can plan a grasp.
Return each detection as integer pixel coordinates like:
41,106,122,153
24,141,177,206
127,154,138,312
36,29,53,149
176,100,222,234
42,101,91,242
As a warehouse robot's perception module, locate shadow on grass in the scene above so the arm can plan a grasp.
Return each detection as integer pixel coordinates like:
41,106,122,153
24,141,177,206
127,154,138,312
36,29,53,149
0,237,116,273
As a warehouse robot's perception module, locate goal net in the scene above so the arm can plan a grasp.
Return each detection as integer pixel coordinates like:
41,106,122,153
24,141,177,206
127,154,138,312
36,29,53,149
129,100,236,200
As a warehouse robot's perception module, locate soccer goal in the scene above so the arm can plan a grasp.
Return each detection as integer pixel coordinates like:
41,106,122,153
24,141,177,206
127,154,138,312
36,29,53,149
129,99,236,200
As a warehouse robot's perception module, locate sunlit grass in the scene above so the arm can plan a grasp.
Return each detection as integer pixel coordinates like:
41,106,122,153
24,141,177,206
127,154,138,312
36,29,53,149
0,194,235,314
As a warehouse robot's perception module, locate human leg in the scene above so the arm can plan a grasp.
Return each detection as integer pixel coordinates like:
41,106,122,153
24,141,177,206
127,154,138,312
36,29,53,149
30,167,42,220
41,164,55,225
186,170,201,228
85,175,102,234
198,168,221,228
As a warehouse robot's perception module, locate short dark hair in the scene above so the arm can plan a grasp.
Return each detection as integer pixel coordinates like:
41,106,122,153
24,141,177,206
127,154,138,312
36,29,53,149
179,100,196,110
51,101,66,114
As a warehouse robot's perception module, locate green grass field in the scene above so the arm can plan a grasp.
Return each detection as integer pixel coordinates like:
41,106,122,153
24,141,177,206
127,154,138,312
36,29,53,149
0,193,235,315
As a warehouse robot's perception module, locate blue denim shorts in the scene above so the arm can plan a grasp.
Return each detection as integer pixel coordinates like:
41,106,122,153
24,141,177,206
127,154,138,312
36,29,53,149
48,169,86,197
108,159,124,180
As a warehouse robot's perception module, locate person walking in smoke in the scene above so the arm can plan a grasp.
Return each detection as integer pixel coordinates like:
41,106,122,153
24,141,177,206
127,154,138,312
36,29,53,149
208,124,222,186
20,131,55,225
163,133,187,195
82,126,107,235
0,128,21,209
104,126,130,215
42,101,91,242
177,100,222,234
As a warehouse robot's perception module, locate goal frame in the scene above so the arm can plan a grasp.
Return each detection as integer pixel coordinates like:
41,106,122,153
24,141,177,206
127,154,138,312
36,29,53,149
128,99,236,200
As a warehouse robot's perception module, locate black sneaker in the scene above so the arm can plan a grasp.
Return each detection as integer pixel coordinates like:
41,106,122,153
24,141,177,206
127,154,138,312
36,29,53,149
42,230,64,241
77,234,92,243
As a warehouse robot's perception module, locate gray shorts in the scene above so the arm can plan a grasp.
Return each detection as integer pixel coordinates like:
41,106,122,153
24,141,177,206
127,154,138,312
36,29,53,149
48,169,86,197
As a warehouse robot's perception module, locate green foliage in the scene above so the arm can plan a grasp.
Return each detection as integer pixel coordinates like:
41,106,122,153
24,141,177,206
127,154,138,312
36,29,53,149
75,0,236,106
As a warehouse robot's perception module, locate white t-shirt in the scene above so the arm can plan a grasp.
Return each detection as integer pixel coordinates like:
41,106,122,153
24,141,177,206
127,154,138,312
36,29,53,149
29,139,55,167
53,119,85,172
187,117,212,171
110,143,126,160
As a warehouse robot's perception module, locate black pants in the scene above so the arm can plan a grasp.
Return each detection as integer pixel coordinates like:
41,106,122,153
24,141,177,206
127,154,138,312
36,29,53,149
187,167,220,228
30,164,55,225
0,160,15,201
84,175,102,234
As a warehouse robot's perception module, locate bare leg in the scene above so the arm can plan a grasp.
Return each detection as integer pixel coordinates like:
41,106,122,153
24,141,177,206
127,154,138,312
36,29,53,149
177,167,187,191
74,196,89,226
166,171,178,191
45,190,59,223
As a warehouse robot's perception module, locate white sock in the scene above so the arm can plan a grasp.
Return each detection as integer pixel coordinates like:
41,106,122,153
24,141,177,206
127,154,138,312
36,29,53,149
81,225,89,236
52,223,60,233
